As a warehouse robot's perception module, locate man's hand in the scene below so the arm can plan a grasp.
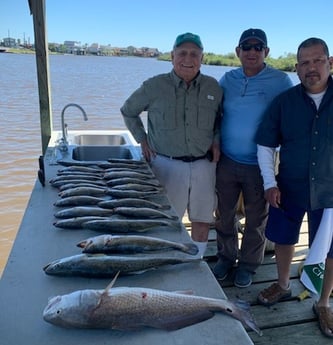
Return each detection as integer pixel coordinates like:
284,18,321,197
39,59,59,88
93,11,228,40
210,142,220,162
140,139,156,162
264,187,281,208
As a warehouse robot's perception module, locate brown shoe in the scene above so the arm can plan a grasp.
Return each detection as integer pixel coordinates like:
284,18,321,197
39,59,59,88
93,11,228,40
313,302,333,338
257,282,292,306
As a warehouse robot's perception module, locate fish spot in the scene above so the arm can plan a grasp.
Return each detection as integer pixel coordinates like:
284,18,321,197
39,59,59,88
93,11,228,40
141,292,148,299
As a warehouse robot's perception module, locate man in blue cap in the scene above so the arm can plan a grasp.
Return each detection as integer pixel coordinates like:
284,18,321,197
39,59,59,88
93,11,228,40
213,28,293,287
121,33,222,256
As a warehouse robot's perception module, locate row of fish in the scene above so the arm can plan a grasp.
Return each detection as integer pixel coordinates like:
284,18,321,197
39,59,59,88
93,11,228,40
51,159,181,232
54,206,177,220
43,158,261,335
47,158,193,278
43,233,200,277
54,217,176,232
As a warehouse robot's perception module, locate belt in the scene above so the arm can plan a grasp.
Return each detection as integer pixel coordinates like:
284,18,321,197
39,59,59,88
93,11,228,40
158,153,207,162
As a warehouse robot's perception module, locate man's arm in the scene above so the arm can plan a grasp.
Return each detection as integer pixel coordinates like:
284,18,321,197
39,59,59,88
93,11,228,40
257,144,280,208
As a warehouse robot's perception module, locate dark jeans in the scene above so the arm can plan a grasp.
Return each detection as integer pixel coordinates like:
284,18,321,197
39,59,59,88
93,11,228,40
215,155,268,272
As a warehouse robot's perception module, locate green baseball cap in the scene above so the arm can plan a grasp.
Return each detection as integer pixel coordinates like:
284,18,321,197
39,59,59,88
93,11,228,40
173,32,203,50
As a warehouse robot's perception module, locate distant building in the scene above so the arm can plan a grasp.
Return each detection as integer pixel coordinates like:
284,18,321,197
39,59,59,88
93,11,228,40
99,44,115,56
132,47,160,57
110,47,125,56
87,43,99,55
3,37,16,48
63,40,84,54
0,34,160,57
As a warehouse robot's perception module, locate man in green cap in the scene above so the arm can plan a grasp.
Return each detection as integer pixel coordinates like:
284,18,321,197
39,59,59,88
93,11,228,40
121,32,222,256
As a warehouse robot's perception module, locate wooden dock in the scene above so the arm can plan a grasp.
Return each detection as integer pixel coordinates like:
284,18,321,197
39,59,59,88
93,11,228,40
185,216,333,344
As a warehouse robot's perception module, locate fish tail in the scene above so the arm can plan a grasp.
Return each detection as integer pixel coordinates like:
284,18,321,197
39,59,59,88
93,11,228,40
160,204,171,210
228,299,262,336
182,242,199,255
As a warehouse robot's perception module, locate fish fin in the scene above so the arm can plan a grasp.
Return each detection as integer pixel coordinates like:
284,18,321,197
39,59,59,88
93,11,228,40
172,290,194,295
160,204,171,210
104,271,121,291
128,268,156,275
95,271,122,309
229,299,262,336
152,311,215,331
76,240,88,248
183,242,199,255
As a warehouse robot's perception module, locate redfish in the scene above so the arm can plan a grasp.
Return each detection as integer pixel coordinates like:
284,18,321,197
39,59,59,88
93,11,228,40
43,278,261,334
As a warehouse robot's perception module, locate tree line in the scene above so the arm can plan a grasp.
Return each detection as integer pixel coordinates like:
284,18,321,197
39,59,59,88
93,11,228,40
158,52,298,72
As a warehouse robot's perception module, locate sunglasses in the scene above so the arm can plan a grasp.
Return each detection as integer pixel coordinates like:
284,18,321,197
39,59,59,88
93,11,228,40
240,43,266,52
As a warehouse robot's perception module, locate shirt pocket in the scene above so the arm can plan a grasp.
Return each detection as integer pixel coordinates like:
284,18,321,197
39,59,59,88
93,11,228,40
149,104,177,130
197,101,218,130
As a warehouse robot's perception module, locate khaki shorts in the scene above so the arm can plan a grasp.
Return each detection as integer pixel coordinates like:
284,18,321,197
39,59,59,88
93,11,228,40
150,155,217,223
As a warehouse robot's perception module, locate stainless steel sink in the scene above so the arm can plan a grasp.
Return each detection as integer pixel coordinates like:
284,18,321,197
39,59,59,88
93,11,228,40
72,145,134,161
73,134,127,146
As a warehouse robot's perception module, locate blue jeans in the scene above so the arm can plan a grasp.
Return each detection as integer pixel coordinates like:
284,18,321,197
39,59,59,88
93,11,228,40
215,155,268,272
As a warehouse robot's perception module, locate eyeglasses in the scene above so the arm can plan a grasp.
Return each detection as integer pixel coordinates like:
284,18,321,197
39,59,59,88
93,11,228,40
240,44,266,52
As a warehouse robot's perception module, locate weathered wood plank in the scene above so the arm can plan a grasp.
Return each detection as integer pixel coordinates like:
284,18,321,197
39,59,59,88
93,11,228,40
250,298,315,329
221,275,308,300
210,260,305,290
249,321,331,345
29,0,53,155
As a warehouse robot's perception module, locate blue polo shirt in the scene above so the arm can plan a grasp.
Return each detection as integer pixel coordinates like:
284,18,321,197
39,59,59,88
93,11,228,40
219,65,293,164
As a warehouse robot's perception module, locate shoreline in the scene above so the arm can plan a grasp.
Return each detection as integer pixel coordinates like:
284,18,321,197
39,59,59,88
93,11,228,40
2,47,298,72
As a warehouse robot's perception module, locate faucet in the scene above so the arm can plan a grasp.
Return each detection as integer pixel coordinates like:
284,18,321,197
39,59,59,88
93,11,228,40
60,103,88,151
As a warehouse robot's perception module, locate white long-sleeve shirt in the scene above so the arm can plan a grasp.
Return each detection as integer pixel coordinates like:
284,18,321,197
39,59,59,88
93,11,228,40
257,144,277,190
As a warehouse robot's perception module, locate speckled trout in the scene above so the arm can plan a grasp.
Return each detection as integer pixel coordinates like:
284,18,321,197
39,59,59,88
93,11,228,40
43,277,262,334
105,177,161,187
54,206,113,219
54,196,105,207
77,234,199,255
112,207,178,220
81,218,179,232
97,198,170,210
43,254,199,278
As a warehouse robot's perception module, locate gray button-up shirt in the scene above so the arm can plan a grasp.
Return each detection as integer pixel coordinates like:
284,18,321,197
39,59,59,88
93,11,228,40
121,69,222,157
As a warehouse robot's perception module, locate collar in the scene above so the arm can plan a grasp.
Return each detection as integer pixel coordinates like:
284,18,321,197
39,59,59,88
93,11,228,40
171,69,201,88
241,63,267,78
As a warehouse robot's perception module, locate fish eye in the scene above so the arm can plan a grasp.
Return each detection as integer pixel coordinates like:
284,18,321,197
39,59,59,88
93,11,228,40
56,309,61,315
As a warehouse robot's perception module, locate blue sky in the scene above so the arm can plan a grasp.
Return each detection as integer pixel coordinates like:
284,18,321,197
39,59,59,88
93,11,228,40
1,0,333,58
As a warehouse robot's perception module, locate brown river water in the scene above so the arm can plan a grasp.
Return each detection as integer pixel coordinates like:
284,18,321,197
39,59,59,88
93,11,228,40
0,53,298,276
